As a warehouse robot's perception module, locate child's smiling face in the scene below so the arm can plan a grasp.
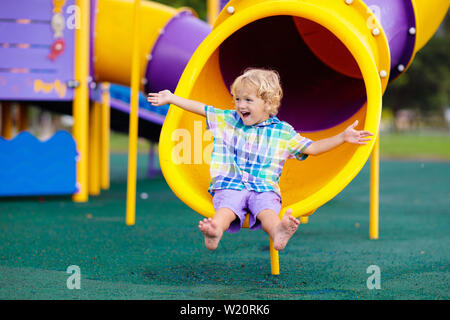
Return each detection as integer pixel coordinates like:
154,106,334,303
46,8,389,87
234,87,271,126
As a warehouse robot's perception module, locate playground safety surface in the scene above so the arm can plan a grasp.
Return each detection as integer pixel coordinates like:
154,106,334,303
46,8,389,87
0,154,448,300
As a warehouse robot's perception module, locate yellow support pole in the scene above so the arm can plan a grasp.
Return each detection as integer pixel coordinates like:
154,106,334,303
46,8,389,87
126,0,141,226
100,83,111,190
17,103,28,132
300,216,309,224
207,0,220,25
72,0,90,202
1,102,13,139
95,100,103,192
88,101,101,196
370,134,379,240
269,238,280,275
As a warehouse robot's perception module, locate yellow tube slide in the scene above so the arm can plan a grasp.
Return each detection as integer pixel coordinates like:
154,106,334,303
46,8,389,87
159,0,391,220
158,0,447,222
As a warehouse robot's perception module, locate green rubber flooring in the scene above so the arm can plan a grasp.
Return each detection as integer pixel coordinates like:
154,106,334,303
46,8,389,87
0,154,449,300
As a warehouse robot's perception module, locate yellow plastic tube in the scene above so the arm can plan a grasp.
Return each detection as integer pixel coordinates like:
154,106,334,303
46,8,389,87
159,0,390,222
411,0,450,53
94,0,189,88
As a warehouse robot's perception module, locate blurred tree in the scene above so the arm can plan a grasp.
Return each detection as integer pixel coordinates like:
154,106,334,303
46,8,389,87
150,0,207,21
383,12,449,124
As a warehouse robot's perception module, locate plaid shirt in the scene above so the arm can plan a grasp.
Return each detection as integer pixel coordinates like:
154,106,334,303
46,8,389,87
205,105,313,197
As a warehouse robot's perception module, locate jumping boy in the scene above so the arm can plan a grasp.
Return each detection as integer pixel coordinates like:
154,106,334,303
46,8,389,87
148,68,373,251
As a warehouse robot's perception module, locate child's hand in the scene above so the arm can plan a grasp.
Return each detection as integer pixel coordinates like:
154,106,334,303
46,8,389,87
343,120,374,145
147,90,173,106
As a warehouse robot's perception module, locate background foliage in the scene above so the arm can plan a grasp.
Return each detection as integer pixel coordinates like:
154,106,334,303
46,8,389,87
152,0,207,20
383,17,449,121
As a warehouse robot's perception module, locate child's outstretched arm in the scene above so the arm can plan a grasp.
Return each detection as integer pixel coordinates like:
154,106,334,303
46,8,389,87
304,120,373,156
147,90,206,116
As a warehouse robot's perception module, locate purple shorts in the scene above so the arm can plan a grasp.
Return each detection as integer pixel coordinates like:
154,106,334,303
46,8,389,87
212,189,282,233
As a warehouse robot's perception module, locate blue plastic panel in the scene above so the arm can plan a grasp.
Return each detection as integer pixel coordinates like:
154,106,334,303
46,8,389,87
0,130,77,196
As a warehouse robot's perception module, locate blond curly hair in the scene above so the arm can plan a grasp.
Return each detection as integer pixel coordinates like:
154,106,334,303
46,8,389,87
230,68,283,116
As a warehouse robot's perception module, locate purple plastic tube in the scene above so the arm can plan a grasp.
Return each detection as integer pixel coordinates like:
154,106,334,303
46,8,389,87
363,0,416,80
89,0,98,82
218,1,417,132
219,0,229,12
145,11,211,93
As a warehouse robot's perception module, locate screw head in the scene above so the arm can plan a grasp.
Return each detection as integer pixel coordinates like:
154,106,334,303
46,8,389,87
409,27,416,35
372,28,380,36
345,0,354,4
227,6,235,14
379,70,387,78
397,64,405,72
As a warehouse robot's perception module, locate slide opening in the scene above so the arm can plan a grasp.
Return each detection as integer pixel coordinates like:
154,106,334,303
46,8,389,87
218,15,367,132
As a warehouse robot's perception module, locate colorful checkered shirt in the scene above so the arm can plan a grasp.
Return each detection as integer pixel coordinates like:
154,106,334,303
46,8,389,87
205,105,313,197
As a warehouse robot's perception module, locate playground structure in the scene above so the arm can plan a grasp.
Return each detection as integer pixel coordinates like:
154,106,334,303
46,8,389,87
0,0,211,199
0,0,448,275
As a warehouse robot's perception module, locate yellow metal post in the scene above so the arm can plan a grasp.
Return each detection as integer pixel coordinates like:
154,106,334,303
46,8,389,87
72,0,90,202
17,104,28,132
300,216,309,224
370,134,379,239
95,101,103,192
88,102,101,196
126,0,141,226
207,0,220,25
269,239,280,275
1,102,13,139
100,83,111,190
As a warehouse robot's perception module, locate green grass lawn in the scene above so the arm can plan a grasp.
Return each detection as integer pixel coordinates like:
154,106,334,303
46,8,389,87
110,132,153,153
110,131,450,159
380,132,450,159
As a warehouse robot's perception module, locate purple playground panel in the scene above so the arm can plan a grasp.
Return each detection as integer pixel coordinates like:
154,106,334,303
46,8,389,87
219,0,229,12
90,0,98,81
145,10,212,94
0,0,75,101
364,0,416,80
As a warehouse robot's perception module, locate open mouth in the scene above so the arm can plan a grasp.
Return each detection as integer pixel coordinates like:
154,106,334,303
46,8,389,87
241,111,251,119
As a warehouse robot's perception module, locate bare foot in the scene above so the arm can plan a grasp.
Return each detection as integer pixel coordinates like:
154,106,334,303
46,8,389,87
272,209,300,251
198,218,223,250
